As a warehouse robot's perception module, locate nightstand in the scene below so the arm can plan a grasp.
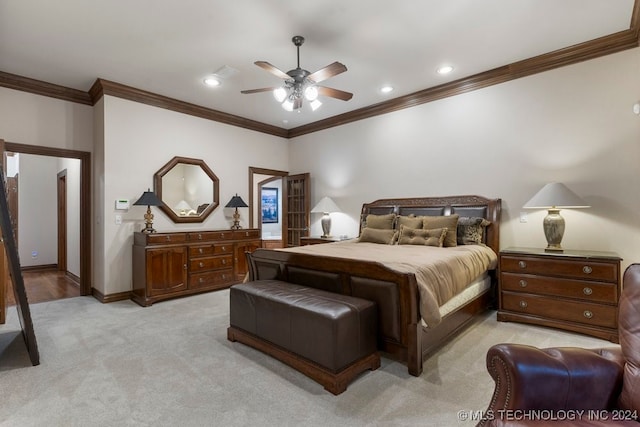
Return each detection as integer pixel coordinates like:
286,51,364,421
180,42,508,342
498,247,622,343
300,236,345,246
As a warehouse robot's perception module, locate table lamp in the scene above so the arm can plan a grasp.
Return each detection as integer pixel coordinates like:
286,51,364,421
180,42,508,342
311,196,341,238
133,188,163,233
226,194,248,230
523,182,590,252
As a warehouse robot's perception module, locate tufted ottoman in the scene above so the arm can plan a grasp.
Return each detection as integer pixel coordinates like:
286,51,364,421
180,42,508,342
227,279,380,395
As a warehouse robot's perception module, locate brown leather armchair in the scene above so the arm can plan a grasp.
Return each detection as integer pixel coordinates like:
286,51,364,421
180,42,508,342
478,264,640,426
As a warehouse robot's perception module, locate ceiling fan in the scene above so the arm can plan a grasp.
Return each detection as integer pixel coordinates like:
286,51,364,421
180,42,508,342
241,35,353,112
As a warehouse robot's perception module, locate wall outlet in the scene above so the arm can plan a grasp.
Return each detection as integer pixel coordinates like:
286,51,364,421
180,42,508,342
519,212,528,223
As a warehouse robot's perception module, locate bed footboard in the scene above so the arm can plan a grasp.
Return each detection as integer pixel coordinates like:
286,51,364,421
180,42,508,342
247,248,424,376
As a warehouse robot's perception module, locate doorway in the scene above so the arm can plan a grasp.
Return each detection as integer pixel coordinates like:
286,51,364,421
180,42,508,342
4,142,91,299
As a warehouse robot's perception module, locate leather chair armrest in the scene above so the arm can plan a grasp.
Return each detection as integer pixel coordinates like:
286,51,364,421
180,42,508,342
478,344,624,426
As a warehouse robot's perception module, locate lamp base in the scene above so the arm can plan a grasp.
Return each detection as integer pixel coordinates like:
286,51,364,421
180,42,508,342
230,208,242,230
141,206,156,233
320,213,331,238
543,208,565,252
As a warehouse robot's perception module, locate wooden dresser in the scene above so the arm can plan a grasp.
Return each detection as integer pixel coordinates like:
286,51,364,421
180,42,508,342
498,247,622,343
132,229,261,306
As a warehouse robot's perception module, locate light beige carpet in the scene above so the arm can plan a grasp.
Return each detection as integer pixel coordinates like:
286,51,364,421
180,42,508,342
0,289,611,427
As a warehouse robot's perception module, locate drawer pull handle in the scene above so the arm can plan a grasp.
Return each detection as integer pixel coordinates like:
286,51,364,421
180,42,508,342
245,231,249,236
583,310,594,319
222,246,226,251
519,280,527,288
183,264,187,270
222,274,226,280
199,278,204,283
199,262,204,268
222,259,226,265
583,287,593,296
166,236,171,241
518,261,527,269
221,233,225,239
519,300,528,308
583,266,593,274
198,234,202,240
199,248,203,254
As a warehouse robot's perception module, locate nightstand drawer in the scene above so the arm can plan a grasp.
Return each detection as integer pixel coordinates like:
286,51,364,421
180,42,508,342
500,255,618,282
189,255,233,272
502,291,617,329
501,272,618,304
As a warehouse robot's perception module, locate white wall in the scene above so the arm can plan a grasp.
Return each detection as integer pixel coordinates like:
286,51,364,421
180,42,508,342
18,154,57,267
15,155,81,272
0,87,94,152
98,96,290,295
290,48,640,270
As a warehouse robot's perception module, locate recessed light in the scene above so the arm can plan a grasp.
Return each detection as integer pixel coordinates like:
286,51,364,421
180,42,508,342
380,86,394,94
203,77,220,87
437,65,454,75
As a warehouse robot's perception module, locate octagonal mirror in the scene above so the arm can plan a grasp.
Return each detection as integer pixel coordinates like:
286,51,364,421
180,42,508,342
153,156,219,223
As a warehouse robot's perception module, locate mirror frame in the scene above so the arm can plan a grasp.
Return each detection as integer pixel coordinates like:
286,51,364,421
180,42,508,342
154,156,219,223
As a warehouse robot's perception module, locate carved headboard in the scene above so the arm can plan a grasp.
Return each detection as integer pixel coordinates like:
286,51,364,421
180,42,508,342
360,195,501,254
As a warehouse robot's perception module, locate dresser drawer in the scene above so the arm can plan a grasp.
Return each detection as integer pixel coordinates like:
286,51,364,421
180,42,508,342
145,233,188,245
501,272,618,304
501,291,617,328
189,255,233,272
189,269,234,289
188,231,235,242
189,243,234,257
233,229,260,239
500,255,618,282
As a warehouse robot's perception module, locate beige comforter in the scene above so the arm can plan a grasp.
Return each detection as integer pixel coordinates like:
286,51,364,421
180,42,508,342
276,241,497,326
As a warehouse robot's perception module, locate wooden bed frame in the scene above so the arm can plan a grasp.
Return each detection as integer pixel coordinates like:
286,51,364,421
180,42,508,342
247,195,501,376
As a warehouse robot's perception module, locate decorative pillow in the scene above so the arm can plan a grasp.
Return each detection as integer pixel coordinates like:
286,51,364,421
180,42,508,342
359,227,398,244
364,213,396,229
396,215,424,230
423,214,459,247
397,225,446,247
457,217,491,245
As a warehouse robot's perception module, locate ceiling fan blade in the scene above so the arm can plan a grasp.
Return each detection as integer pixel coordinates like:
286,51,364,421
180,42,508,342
307,62,347,83
317,86,353,101
241,87,278,94
254,61,291,80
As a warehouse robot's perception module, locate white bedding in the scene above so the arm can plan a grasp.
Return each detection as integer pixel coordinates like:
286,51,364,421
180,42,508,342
276,241,497,327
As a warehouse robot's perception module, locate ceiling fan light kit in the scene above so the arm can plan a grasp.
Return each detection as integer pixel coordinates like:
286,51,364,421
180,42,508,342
241,35,353,112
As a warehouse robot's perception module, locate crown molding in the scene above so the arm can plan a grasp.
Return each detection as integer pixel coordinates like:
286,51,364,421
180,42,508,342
89,79,288,138
0,71,92,105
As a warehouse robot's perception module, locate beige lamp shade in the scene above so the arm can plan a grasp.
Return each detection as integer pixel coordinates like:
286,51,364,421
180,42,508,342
523,182,590,209
523,182,590,252
311,197,341,238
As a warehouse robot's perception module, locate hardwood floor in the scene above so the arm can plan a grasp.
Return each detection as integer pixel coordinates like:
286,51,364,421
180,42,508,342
6,269,80,306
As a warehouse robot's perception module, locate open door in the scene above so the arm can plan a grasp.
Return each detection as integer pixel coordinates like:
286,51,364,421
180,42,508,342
284,173,310,247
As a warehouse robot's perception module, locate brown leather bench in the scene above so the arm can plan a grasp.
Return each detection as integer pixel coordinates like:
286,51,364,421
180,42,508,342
227,279,380,395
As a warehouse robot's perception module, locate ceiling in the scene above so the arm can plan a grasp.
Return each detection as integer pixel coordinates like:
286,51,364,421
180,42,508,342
0,0,636,131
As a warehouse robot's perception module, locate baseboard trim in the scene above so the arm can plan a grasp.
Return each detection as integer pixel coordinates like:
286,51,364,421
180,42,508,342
92,288,132,304
21,264,57,272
